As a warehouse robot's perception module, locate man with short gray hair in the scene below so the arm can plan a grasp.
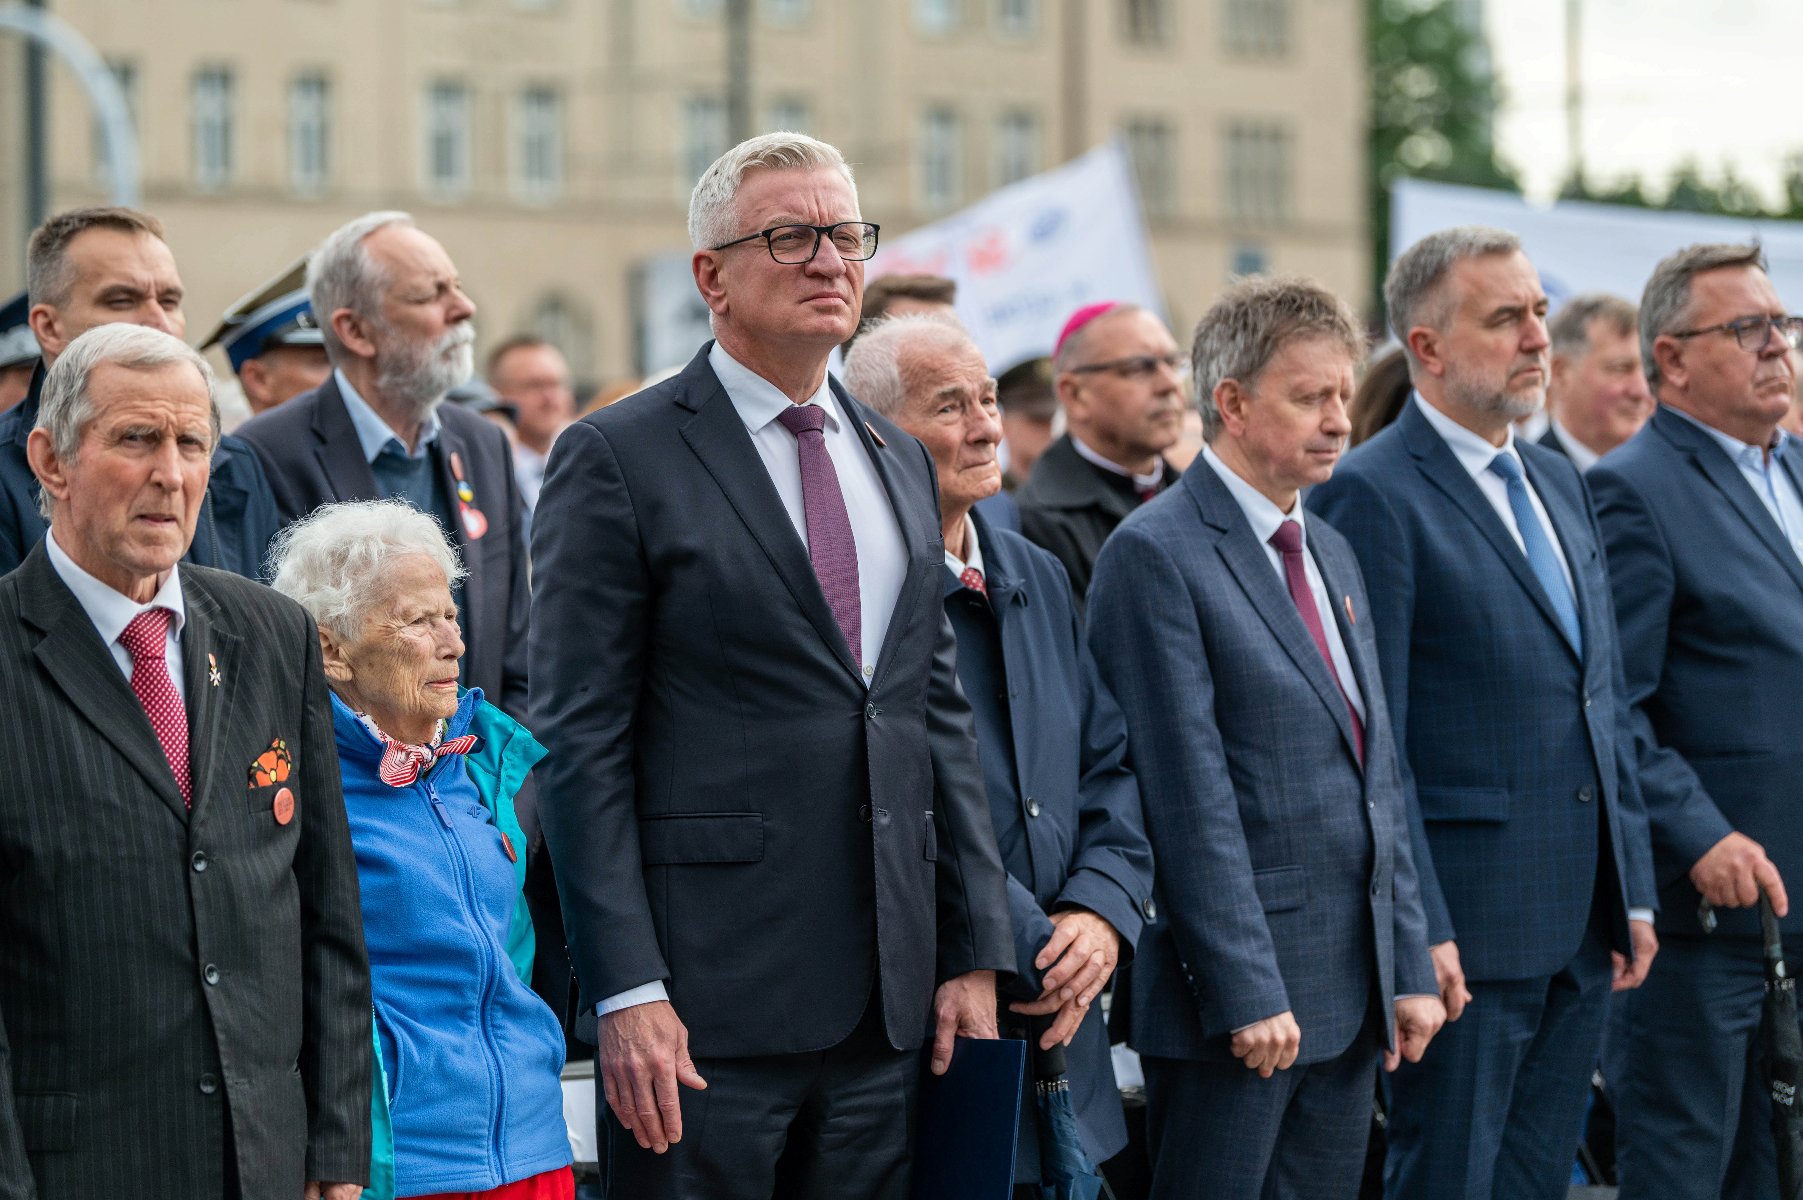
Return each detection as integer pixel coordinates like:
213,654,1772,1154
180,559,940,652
1588,242,1803,1199
234,211,530,720
1541,293,1653,470
531,133,1012,1200
1309,226,1657,1200
0,322,370,1199
1088,276,1442,1199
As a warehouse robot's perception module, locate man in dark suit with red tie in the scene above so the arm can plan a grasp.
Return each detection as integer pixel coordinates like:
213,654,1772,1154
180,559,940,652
0,323,369,1198
530,133,1013,1200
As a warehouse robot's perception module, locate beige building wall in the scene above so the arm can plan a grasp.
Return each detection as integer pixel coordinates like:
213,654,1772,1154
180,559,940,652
0,0,1365,386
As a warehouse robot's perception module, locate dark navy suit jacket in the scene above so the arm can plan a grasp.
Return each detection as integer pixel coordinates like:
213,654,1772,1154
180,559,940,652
0,364,280,581
1307,400,1656,982
944,510,1152,1172
1589,406,1803,939
1089,459,1435,1066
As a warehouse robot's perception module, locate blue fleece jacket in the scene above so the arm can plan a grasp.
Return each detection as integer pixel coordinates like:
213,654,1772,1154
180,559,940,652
335,688,570,1196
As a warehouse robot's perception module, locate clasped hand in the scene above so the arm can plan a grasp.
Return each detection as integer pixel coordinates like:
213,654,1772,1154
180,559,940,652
1009,910,1121,1050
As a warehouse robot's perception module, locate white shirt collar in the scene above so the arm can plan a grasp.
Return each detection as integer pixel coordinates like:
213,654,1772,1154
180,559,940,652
1070,433,1166,490
1413,391,1523,480
709,342,842,436
1548,417,1601,473
336,368,442,464
1200,443,1302,547
944,512,984,577
1665,403,1789,469
44,527,186,646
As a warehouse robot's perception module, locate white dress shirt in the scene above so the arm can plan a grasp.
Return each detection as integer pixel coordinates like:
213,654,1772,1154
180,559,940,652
1667,407,1803,567
1547,417,1601,474
1071,433,1167,492
46,529,188,704
944,513,983,579
1413,393,1575,595
598,345,912,1019
1201,446,1365,722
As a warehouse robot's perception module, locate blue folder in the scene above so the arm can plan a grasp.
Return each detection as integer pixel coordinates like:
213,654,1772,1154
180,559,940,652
911,1037,1028,1200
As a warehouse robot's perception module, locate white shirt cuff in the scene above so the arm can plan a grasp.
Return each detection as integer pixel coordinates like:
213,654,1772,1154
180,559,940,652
1628,908,1655,925
596,980,669,1016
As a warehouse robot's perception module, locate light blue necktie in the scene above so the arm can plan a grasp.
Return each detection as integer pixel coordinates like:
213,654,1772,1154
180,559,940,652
1487,453,1582,654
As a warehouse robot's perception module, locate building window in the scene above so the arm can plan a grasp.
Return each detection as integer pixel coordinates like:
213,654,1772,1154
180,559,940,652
532,293,594,382
1124,117,1176,218
424,80,472,196
993,109,1040,187
1122,0,1171,43
1224,0,1288,56
765,95,812,135
764,0,810,24
682,95,728,194
191,67,235,190
994,0,1037,37
915,0,959,36
918,106,963,212
288,73,331,194
1231,242,1270,276
92,59,138,182
679,0,723,16
1224,120,1292,224
514,85,563,202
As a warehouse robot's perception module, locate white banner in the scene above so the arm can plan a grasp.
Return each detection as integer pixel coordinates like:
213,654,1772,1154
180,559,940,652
1392,179,1803,312
872,139,1164,373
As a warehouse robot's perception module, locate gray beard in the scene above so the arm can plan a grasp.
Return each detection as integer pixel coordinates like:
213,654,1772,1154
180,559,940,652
1446,363,1543,424
373,334,474,419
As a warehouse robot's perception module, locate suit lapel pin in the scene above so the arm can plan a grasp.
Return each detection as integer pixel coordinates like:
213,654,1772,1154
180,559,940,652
1344,595,1356,625
449,449,489,540
208,652,222,687
863,420,888,449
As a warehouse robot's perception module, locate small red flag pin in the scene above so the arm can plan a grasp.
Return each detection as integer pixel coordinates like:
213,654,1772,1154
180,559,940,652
1344,595,1356,625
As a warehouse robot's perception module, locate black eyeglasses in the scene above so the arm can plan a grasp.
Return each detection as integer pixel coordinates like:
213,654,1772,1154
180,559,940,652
710,222,881,265
1069,351,1188,379
1670,314,1803,353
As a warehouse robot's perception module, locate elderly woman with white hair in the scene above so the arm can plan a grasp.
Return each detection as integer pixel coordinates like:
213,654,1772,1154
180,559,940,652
269,499,571,1200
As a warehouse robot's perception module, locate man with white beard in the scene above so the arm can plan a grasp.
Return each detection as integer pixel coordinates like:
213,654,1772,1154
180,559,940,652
237,211,531,719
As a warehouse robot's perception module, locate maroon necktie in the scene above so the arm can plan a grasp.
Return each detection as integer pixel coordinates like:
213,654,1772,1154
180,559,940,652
777,404,863,664
119,607,192,806
1269,520,1364,763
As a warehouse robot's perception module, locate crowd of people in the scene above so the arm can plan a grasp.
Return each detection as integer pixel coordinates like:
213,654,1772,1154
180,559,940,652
0,127,1799,1200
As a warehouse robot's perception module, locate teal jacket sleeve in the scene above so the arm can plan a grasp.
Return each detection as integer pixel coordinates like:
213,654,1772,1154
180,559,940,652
462,697,550,984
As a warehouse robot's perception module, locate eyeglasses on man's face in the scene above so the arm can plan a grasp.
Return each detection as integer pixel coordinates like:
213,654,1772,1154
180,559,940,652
710,222,881,265
1069,351,1189,380
1670,314,1803,354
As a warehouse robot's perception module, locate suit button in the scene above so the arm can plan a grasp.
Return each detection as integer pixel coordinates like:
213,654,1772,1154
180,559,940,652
198,1074,218,1095
1026,798,1041,818
1582,691,1592,709
858,805,872,823
1371,880,1382,898
864,703,878,721
190,851,208,873
203,964,220,986
1142,898,1157,920
1577,786,1594,804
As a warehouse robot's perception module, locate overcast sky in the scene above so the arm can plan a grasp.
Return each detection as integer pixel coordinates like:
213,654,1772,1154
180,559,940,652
1486,0,1802,203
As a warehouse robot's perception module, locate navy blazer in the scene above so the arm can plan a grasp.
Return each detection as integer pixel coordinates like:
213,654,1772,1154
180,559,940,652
234,375,530,720
944,511,1152,1172
1589,406,1803,939
0,364,281,581
1307,400,1655,982
1090,459,1435,1065
529,344,1013,1058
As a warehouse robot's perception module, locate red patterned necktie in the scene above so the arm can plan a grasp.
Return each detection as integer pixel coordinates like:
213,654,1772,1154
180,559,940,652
959,566,987,597
777,404,863,664
1269,520,1365,763
118,607,192,806
377,731,480,787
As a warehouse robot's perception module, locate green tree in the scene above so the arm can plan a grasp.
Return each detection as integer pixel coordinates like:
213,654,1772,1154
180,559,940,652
1368,0,1518,314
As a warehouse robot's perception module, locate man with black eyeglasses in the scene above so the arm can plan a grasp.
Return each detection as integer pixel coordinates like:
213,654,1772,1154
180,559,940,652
1589,242,1803,1200
1016,301,1188,606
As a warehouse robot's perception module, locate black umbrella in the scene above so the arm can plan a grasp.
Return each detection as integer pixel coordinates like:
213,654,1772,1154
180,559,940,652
1031,1032,1109,1200
1759,888,1803,1200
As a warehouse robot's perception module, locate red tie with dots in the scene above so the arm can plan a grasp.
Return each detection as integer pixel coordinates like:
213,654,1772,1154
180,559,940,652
119,607,192,807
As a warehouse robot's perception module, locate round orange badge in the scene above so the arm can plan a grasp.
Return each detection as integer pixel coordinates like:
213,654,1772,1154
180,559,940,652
273,787,295,826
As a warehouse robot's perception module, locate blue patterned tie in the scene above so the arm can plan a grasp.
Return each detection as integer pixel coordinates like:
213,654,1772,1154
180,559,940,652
1487,453,1582,654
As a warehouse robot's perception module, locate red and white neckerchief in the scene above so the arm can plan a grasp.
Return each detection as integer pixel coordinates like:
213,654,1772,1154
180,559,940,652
356,712,479,787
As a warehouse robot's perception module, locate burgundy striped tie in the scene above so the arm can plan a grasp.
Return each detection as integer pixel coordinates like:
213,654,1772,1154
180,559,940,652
777,404,863,665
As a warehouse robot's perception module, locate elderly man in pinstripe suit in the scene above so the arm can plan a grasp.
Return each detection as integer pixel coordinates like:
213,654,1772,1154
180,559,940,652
1088,276,1443,1200
0,324,370,1199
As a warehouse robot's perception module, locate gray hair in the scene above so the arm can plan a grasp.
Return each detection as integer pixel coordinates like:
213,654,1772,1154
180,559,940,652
687,132,857,251
35,323,219,519
841,311,971,418
267,499,466,641
1384,225,1523,362
1192,275,1364,441
1639,242,1766,388
307,211,414,364
1549,293,1638,360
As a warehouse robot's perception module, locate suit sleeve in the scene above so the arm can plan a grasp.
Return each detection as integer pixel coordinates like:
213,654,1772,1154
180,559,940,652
529,421,669,1012
1307,471,1454,946
293,610,374,1184
1087,524,1290,1033
1588,464,1734,882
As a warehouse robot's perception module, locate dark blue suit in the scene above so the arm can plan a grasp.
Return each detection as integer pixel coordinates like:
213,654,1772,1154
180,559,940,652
1307,399,1655,1200
0,364,280,580
943,510,1152,1183
1589,405,1803,1200
1090,457,1434,1200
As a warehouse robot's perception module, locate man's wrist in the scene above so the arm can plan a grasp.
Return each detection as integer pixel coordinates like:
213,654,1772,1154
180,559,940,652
597,980,669,1017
